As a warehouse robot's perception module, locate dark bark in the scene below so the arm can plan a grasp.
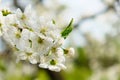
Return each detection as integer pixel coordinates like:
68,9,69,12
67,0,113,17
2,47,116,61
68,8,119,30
46,69,64,80
74,1,115,28
13,0,24,11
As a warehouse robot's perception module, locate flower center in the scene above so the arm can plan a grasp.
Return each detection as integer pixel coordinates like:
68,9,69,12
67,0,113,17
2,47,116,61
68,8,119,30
26,52,32,56
50,59,56,65
40,27,47,35
37,37,44,44
15,32,21,39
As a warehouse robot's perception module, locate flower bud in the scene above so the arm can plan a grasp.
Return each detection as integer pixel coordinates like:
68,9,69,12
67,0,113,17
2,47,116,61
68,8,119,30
64,48,75,57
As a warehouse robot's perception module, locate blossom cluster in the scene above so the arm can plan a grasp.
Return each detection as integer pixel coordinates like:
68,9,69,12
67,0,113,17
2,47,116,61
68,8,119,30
0,5,74,72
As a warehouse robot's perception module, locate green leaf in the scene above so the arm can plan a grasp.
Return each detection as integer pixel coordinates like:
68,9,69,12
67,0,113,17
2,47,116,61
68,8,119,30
61,18,73,39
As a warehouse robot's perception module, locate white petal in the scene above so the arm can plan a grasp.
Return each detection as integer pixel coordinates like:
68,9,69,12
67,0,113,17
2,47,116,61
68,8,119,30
16,8,23,18
68,48,75,57
57,64,66,70
39,63,48,68
29,57,37,64
56,48,64,57
48,66,61,72
24,5,32,17
58,56,65,63
55,38,64,47
18,53,27,60
28,54,38,64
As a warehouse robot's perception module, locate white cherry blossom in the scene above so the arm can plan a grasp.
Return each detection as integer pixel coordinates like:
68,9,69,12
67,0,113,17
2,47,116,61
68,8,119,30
0,5,74,72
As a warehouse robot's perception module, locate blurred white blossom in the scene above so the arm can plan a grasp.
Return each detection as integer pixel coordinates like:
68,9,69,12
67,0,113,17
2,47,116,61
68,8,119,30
90,65,120,80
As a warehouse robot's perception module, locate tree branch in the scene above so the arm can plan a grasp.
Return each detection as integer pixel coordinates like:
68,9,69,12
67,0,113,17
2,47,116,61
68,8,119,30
13,0,24,11
46,69,64,80
74,2,115,28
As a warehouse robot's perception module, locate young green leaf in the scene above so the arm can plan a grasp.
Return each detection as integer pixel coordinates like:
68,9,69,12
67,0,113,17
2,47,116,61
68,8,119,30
61,18,73,39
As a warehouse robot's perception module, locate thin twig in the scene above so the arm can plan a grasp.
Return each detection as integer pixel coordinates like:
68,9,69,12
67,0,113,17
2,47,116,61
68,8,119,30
74,3,114,28
13,0,24,11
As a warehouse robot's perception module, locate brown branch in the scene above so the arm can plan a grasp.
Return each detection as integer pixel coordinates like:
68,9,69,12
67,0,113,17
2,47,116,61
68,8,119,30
46,69,64,80
74,3,115,28
13,0,24,11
